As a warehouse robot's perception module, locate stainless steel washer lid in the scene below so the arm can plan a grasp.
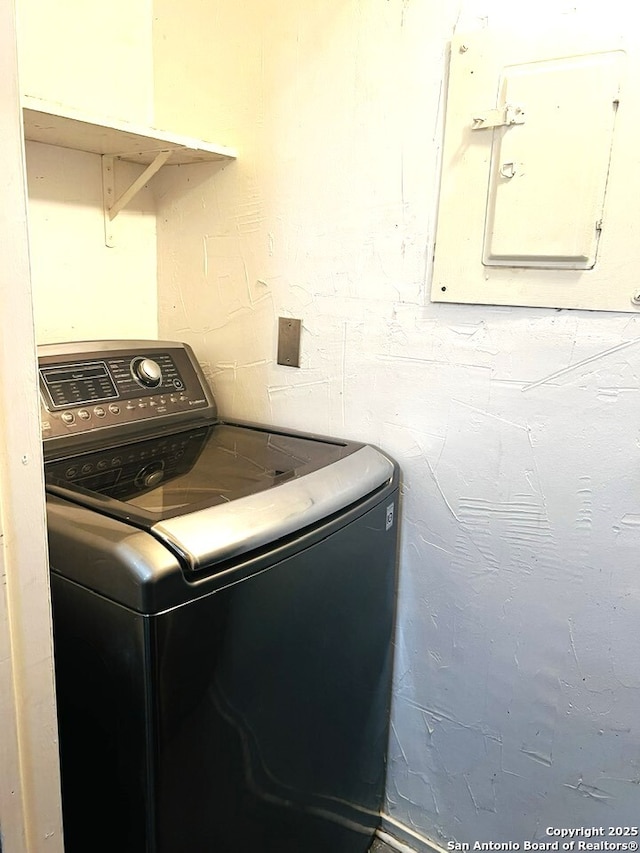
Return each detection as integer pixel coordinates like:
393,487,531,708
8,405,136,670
151,445,394,571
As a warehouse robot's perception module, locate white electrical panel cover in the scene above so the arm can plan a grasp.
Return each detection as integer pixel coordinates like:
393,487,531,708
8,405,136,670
431,26,640,312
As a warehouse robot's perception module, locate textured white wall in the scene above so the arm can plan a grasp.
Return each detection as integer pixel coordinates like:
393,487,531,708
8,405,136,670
148,0,640,846
25,142,158,344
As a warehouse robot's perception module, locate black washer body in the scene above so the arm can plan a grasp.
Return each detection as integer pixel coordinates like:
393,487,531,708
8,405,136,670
40,341,400,853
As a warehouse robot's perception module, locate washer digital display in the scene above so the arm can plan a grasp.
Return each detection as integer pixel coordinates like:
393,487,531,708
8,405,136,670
40,361,118,409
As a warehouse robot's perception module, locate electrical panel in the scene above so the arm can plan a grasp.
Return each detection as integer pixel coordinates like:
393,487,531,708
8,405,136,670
431,26,640,312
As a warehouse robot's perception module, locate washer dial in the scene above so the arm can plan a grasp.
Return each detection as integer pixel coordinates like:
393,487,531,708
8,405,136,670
131,357,163,388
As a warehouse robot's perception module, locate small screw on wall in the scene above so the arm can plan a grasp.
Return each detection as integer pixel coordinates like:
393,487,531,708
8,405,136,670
632,291,640,306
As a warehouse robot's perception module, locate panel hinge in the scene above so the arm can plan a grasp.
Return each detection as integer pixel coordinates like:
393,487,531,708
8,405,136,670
471,104,526,130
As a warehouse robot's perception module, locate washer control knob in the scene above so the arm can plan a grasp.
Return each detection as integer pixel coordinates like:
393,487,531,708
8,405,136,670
132,357,162,387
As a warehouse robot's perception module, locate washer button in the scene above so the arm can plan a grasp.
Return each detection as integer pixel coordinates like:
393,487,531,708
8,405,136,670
78,409,91,421
94,406,106,418
61,412,75,425
109,404,120,415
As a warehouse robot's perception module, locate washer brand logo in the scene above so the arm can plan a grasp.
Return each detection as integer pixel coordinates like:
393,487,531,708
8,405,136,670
386,502,395,531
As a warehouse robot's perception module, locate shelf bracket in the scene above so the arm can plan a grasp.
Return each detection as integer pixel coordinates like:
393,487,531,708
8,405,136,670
102,149,173,247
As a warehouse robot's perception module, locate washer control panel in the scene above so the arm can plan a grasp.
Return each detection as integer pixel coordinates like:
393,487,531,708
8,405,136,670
38,340,217,451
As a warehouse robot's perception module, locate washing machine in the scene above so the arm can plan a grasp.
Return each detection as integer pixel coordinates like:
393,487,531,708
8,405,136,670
39,339,399,853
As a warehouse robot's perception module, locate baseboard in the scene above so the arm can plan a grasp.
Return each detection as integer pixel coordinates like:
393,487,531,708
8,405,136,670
377,814,449,853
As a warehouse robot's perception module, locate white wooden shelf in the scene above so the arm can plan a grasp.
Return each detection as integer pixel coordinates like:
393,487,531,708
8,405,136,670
21,96,237,164
21,96,237,245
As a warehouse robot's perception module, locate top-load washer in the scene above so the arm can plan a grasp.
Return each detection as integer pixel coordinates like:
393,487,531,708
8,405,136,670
39,339,399,853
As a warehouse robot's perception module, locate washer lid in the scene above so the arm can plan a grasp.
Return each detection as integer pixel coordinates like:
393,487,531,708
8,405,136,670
45,422,395,571
152,443,393,570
